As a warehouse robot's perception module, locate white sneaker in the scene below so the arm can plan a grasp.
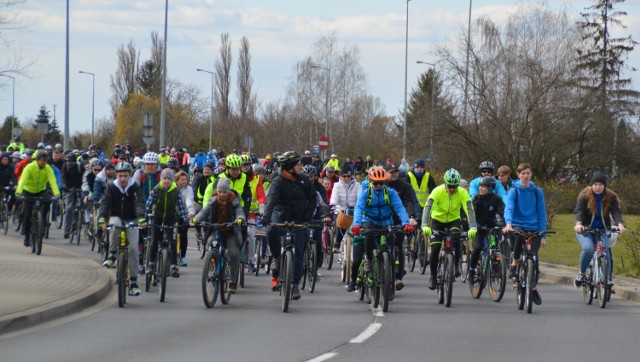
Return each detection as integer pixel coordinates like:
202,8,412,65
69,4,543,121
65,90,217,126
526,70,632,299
102,258,115,268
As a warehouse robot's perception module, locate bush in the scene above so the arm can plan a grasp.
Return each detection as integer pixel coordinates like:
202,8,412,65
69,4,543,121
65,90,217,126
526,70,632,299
608,175,640,215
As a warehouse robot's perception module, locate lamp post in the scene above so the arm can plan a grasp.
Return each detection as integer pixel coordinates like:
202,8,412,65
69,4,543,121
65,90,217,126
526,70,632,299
160,0,169,149
78,71,95,145
196,68,214,152
402,0,411,161
0,74,15,138
310,63,331,156
462,0,473,125
416,61,436,159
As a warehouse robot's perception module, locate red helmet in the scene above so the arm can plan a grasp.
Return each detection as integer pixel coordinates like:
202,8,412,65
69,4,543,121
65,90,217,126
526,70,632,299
368,166,387,181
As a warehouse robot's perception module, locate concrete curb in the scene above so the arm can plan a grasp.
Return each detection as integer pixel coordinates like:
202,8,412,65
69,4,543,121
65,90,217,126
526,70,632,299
0,247,112,335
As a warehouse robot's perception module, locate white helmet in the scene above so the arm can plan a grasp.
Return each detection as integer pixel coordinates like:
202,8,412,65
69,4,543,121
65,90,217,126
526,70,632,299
142,152,159,164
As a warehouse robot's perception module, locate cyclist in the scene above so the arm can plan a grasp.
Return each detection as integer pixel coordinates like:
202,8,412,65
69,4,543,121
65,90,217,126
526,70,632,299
496,165,513,192
15,149,34,180
193,161,216,242
302,150,313,166
329,165,360,253
502,163,546,305
244,155,266,273
203,154,251,215
174,170,195,266
573,172,626,289
92,162,116,246
304,164,331,267
98,162,146,296
16,152,60,246
407,159,436,216
194,178,244,292
61,152,84,239
468,176,504,283
191,148,207,175
323,153,341,173
81,159,104,235
0,152,17,215
348,167,413,292
8,137,25,154
132,152,162,273
145,168,190,278
421,168,477,290
469,161,508,203
261,151,315,300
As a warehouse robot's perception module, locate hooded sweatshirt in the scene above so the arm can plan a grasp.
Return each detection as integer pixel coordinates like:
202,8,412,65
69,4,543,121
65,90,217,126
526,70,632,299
504,180,546,231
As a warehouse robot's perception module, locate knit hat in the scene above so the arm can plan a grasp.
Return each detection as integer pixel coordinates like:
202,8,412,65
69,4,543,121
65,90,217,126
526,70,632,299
414,159,426,168
590,172,607,187
161,168,175,181
204,162,215,170
217,178,231,192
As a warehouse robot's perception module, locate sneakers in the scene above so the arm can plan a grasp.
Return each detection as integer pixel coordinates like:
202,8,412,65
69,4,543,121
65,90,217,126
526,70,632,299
170,265,180,278
347,280,356,292
363,260,372,273
129,284,141,296
574,273,586,288
270,259,280,272
532,289,542,305
332,245,340,253
23,237,30,247
291,286,301,300
137,264,145,275
271,277,280,291
428,276,437,290
64,230,70,239
508,265,517,279
228,281,237,294
468,268,476,284
247,260,256,273
179,257,188,267
395,281,405,291
102,256,115,268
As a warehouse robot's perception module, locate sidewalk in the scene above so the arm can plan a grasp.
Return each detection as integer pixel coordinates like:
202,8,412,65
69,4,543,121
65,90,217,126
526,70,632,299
0,232,112,335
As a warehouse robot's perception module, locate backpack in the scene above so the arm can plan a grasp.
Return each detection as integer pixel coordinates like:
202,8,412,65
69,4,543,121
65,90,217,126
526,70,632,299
140,171,161,184
366,183,391,207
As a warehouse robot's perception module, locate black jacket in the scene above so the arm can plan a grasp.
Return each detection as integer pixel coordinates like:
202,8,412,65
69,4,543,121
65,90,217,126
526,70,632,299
387,178,416,222
472,192,505,228
0,153,17,188
98,179,145,221
263,171,316,224
61,161,83,189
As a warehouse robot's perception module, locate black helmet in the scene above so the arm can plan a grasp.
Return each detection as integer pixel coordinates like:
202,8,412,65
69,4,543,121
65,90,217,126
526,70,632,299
65,153,76,161
114,148,122,154
302,164,318,176
277,151,302,169
479,161,494,172
479,176,497,190
167,158,179,168
36,151,49,161
114,161,132,173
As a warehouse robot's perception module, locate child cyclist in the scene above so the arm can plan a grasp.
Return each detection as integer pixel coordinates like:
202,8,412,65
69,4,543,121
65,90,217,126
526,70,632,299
348,167,414,292
421,168,477,290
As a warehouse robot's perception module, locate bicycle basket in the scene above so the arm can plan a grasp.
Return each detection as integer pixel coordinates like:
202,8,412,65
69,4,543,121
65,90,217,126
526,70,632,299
336,211,354,231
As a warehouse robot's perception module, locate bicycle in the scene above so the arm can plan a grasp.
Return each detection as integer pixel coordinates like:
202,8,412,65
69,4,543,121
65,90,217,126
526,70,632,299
67,188,84,245
340,232,353,284
322,220,335,270
199,221,237,308
11,199,23,233
467,226,507,302
301,223,321,293
106,221,141,308
24,196,53,256
458,234,470,283
431,229,465,308
88,206,99,252
250,219,269,276
511,230,555,314
52,195,64,230
146,223,177,302
273,222,308,313
581,228,618,308
0,186,15,236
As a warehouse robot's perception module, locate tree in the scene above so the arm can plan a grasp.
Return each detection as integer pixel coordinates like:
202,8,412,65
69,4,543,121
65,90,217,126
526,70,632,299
1,0,32,75
237,36,255,121
47,114,62,144
109,40,139,116
136,32,163,98
215,33,232,124
405,68,445,162
0,115,17,143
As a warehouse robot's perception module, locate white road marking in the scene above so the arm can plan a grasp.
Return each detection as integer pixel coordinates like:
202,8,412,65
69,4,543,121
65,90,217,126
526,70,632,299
349,322,382,343
307,352,338,362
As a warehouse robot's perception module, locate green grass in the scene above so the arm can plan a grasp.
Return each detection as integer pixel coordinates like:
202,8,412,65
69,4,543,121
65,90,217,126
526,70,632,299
539,214,640,278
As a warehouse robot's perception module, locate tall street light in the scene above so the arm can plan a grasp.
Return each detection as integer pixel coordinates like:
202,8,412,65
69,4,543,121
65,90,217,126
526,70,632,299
416,61,436,160
64,0,70,150
78,71,95,145
462,0,473,125
403,0,411,161
310,63,331,156
0,74,15,137
196,68,214,152
160,0,169,148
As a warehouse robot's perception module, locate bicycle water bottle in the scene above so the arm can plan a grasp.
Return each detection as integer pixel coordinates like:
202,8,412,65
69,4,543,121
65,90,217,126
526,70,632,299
120,230,126,247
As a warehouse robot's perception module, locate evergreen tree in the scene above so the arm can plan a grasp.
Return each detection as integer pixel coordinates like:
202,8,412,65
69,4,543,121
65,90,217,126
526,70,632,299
47,116,62,144
34,105,51,126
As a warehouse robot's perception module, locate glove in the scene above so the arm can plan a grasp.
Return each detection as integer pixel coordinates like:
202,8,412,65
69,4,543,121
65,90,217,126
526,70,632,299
237,218,245,226
468,227,477,240
350,225,361,236
192,217,199,224
15,193,23,201
421,226,432,238
404,225,414,234
137,218,146,226
260,216,270,226
98,218,106,226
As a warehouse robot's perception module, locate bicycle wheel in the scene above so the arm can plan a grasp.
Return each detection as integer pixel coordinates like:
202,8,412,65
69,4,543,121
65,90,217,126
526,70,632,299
55,199,63,229
1,200,8,236
202,251,219,308
583,264,594,305
371,258,380,309
597,256,609,308
90,224,96,251
437,256,445,305
444,253,454,308
239,243,247,288
30,213,38,254
420,237,430,275
459,239,470,283
100,232,110,263
200,231,209,259
380,251,392,312
13,207,22,232
468,265,483,299
516,264,525,310
281,250,293,313
324,228,334,270
75,209,83,245
254,236,262,276
36,210,44,255
220,259,231,305
525,260,534,314
117,252,127,308
341,235,352,284
301,246,308,291
159,248,169,302
409,233,419,273
308,242,317,293
488,252,507,302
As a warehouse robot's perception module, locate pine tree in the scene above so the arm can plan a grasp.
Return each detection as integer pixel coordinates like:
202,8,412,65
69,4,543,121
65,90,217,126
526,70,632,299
47,116,62,144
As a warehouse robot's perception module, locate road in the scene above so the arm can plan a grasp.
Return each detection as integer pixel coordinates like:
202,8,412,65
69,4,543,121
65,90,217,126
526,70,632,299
1,227,639,362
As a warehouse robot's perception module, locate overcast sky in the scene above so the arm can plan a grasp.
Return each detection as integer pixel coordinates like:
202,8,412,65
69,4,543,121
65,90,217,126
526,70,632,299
1,0,639,141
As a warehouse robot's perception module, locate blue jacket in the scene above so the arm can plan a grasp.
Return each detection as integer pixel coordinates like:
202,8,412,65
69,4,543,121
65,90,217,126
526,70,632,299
469,175,508,204
191,153,208,170
504,180,546,232
353,183,410,228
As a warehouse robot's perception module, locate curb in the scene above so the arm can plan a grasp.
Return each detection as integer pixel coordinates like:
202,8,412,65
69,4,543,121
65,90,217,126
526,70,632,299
0,248,112,335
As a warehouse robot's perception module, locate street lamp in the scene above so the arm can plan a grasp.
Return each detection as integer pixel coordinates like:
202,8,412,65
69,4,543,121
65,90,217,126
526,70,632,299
463,0,473,125
160,0,169,149
196,68,214,152
416,61,436,159
0,73,15,138
310,63,331,156
78,71,95,145
403,0,411,161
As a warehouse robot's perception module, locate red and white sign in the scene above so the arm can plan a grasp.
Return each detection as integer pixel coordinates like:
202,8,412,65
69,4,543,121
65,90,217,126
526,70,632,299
318,136,329,150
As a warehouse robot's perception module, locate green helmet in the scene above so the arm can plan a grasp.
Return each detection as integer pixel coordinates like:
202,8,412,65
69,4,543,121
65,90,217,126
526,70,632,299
241,154,252,165
225,154,243,169
443,168,461,186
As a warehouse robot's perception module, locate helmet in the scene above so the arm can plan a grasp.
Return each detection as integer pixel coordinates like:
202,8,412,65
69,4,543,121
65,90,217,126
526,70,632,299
37,142,45,149
225,154,243,169
443,168,461,186
81,153,91,160
14,136,20,142
12,151,20,158
114,148,122,154
204,161,215,170
65,153,76,162
55,143,62,149
35,150,49,161
303,165,318,176
253,165,266,175
276,151,301,168
479,176,496,190
45,145,53,151
90,159,104,169
88,144,97,150
479,161,494,172
142,152,159,164
241,154,252,165
167,158,179,168
368,166,387,182
24,148,34,156
114,161,132,173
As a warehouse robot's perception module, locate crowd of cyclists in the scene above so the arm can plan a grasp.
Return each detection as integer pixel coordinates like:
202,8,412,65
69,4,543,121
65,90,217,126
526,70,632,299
0,135,627,309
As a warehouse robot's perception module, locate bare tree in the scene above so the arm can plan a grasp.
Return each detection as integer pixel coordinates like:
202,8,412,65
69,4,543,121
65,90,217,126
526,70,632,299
215,33,232,124
109,40,139,116
237,36,255,120
0,0,33,76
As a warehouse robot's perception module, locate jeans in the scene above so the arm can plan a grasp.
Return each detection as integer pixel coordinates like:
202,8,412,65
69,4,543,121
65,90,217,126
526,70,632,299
63,190,80,231
108,216,139,281
577,231,611,275
267,223,309,285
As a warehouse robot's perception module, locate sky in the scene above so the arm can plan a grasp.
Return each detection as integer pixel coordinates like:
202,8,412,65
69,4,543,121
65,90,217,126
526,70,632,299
1,0,639,142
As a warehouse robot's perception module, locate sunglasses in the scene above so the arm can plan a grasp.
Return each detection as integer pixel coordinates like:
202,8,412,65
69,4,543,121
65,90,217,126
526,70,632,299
481,170,492,174
372,181,384,186
446,185,458,190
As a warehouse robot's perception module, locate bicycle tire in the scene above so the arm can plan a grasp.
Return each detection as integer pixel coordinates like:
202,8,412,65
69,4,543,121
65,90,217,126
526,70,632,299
159,248,169,302
342,235,352,284
488,252,507,302
420,237,430,275
324,228,334,270
30,211,39,254
117,252,127,308
444,253,454,307
469,266,483,299
76,208,83,245
597,256,608,308
380,251,391,312
583,264,594,305
254,236,262,276
459,239,470,283
409,233,419,272
13,207,22,232
55,199,63,229
358,263,366,301
200,232,208,259
525,260,534,314
90,224,96,251
281,250,293,313
36,210,44,255
308,242,317,293
100,232,110,263
239,242,247,288
516,264,525,310
371,258,380,309
202,251,219,308
220,260,231,305
2,200,8,236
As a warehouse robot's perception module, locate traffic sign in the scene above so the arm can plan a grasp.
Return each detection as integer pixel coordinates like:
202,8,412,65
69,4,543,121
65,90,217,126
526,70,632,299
142,113,154,146
318,136,329,150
